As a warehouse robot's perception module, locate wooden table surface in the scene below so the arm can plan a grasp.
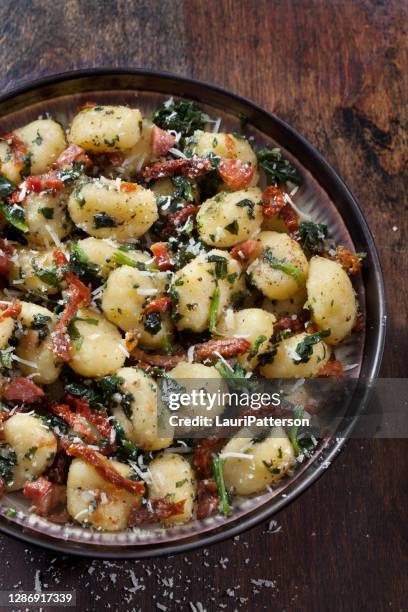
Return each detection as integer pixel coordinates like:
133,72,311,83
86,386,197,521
0,1,406,610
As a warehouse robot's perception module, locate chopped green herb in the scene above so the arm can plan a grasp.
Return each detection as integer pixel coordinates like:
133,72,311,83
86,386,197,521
299,221,329,255
0,174,17,198
213,456,231,516
235,198,255,219
263,250,304,285
152,100,206,140
175,478,188,488
172,175,195,202
249,335,267,359
225,220,239,235
257,148,301,186
162,334,172,355
288,405,305,455
207,254,228,279
0,443,17,485
214,359,247,379
209,286,220,333
38,206,54,219
32,130,43,146
293,329,331,364
144,311,162,335
31,313,52,342
0,202,28,232
93,212,117,229
24,446,38,460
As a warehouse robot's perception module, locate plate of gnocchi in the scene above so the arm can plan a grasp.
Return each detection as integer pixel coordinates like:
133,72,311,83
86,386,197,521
0,70,385,557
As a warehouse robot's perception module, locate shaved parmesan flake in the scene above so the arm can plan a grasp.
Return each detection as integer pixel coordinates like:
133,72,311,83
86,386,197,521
219,452,254,460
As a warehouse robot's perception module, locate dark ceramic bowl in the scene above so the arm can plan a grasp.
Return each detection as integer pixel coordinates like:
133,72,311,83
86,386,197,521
0,69,385,558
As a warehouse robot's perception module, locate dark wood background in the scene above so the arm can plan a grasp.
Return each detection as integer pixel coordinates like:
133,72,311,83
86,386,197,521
0,1,406,610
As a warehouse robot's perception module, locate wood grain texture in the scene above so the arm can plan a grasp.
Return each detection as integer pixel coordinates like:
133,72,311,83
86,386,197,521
0,1,406,610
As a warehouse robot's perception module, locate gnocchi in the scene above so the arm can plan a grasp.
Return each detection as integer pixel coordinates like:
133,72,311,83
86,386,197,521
2,414,57,491
68,178,158,241
197,187,263,247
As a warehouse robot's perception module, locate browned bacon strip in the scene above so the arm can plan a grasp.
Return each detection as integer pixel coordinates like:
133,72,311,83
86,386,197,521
151,126,176,157
130,347,185,370
3,377,44,404
23,477,68,522
196,478,219,519
230,239,261,263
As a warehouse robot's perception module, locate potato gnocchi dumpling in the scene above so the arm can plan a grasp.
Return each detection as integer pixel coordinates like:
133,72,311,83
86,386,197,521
15,119,67,175
307,256,357,344
0,119,66,183
192,131,259,187
248,231,309,300
217,307,275,368
69,307,126,377
68,178,158,241
2,414,57,491
68,105,142,152
0,96,364,531
222,428,295,495
197,187,263,247
74,237,151,278
25,190,72,247
112,367,173,451
9,248,62,295
170,249,242,332
148,453,196,523
15,301,61,384
66,457,141,531
260,331,331,378
101,265,173,348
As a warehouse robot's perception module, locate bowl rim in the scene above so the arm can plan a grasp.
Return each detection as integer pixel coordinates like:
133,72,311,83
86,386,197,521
0,67,386,558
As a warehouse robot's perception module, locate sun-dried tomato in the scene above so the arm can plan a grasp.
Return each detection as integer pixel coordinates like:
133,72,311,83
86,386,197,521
127,498,186,525
23,477,67,522
193,437,224,478
335,246,362,276
25,171,64,193
0,299,21,319
317,359,344,379
143,157,211,181
261,185,287,218
142,297,172,316
52,250,91,362
150,242,174,271
64,443,144,496
193,338,251,362
218,159,254,190
1,132,28,166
